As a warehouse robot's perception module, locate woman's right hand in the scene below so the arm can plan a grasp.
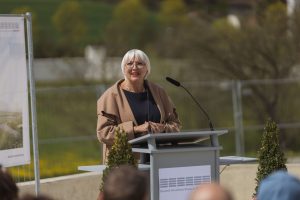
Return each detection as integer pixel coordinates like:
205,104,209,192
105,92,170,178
133,122,149,133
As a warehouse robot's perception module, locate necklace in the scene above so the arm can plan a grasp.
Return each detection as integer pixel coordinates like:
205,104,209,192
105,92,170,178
122,81,145,93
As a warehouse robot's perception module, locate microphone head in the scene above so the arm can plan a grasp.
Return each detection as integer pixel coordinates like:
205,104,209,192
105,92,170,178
166,77,181,87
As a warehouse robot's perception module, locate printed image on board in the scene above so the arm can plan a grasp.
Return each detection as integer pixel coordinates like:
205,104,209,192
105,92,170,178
0,16,30,167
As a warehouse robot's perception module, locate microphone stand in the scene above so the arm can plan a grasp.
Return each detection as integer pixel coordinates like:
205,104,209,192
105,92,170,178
180,85,217,146
180,84,214,131
166,77,216,145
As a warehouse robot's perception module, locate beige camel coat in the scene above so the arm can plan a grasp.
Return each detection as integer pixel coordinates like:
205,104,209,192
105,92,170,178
96,79,181,163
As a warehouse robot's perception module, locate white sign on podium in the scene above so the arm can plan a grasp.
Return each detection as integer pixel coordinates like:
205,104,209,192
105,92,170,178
159,165,211,200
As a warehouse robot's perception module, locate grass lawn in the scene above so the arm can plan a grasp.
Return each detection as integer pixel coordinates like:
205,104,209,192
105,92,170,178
8,84,104,180
9,140,101,181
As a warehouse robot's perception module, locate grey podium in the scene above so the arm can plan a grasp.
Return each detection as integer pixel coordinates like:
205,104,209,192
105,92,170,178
129,130,227,200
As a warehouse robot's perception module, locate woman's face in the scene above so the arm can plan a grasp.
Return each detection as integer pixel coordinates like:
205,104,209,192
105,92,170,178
124,56,148,83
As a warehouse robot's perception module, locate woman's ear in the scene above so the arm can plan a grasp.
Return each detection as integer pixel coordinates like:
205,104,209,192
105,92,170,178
144,70,148,79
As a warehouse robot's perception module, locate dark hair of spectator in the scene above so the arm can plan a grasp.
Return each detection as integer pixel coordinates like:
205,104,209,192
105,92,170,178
0,165,19,200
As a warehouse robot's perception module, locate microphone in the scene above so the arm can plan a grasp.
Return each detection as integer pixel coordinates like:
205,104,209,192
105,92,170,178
166,77,214,131
166,77,181,87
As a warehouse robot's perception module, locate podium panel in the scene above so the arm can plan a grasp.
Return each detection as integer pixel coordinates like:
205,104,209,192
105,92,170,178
129,130,227,200
151,148,220,200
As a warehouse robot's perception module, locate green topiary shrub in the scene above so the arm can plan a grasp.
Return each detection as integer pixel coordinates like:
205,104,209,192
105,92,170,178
254,119,287,196
100,128,137,192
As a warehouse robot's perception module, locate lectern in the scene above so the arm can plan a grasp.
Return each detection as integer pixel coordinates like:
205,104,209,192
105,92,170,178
129,130,227,200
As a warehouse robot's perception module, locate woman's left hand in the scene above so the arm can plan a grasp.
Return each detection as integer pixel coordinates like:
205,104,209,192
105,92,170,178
149,122,165,133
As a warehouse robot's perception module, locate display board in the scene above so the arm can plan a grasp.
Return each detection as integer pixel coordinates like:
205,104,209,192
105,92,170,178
0,16,30,167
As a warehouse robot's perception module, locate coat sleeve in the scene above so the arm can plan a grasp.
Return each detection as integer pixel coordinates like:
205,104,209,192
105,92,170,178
96,92,135,146
161,89,181,133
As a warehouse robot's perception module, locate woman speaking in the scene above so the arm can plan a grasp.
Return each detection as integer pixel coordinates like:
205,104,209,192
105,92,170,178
97,49,180,163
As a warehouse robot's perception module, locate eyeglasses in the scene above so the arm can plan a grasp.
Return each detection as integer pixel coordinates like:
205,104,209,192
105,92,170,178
126,61,146,69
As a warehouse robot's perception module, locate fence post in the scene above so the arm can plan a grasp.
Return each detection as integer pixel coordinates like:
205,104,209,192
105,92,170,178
26,12,40,195
232,80,245,156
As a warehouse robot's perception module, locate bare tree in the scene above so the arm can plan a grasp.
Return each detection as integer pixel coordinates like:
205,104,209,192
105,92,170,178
159,3,300,146
185,3,299,120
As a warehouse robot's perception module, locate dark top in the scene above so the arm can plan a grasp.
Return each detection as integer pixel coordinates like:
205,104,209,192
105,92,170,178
123,89,161,125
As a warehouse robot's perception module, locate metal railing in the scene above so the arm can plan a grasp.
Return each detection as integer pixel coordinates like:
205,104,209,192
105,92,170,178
8,78,300,182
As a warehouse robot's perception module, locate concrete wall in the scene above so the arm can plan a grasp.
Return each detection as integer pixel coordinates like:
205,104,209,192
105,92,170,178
18,172,100,200
18,164,300,200
33,57,122,82
220,164,300,200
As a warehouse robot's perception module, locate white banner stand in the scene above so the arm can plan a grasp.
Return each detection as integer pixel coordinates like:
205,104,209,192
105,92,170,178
0,12,40,195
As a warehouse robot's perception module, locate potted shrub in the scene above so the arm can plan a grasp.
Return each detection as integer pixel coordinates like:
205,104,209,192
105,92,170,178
98,128,137,199
253,119,287,198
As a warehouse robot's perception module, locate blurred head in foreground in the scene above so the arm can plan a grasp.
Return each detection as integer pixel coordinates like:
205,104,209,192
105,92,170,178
189,183,233,200
0,165,18,200
258,170,300,200
103,165,148,200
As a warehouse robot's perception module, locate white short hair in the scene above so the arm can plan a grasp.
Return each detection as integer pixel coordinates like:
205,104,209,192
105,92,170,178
121,49,151,78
